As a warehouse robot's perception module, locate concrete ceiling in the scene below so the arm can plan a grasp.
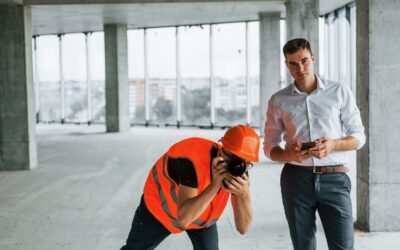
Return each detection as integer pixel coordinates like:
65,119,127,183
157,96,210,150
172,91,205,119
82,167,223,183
25,0,354,36
31,1,285,35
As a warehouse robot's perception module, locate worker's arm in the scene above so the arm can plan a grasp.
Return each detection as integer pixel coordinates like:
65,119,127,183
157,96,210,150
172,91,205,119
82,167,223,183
225,174,252,234
177,156,227,228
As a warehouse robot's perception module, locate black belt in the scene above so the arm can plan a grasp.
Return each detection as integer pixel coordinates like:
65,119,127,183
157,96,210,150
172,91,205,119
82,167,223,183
286,163,349,174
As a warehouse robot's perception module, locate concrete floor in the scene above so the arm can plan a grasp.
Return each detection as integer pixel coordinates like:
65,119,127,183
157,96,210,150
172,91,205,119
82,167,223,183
0,124,399,250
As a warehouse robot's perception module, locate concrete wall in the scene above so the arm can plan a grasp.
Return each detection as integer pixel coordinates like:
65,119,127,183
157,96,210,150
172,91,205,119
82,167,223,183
0,5,37,170
356,0,400,231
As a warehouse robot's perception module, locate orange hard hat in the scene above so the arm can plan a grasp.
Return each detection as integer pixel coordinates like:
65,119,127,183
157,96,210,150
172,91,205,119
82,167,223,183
220,125,260,162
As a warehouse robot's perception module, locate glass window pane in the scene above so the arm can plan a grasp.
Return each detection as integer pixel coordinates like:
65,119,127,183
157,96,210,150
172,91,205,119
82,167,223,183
89,32,105,123
338,8,351,87
180,25,211,127
128,29,146,124
319,17,326,79
37,35,60,81
248,22,260,128
89,32,105,81
148,27,177,125
327,13,339,82
213,23,246,127
63,33,88,122
39,81,61,122
36,35,61,122
32,38,38,116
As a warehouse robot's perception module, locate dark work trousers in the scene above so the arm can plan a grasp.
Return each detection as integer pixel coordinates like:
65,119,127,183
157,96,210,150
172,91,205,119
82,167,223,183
281,164,354,250
120,195,219,250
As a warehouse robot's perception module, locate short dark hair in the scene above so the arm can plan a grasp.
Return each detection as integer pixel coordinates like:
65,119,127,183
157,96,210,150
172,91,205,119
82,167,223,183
283,38,312,57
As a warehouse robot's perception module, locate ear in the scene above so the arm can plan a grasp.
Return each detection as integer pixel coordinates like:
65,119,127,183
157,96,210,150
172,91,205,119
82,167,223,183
311,53,316,63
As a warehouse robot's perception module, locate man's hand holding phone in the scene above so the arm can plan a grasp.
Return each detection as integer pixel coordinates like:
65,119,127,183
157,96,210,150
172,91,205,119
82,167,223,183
307,137,336,159
301,141,316,151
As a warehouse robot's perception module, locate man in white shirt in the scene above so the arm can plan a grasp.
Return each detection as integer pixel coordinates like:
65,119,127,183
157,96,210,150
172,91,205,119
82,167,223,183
264,38,365,250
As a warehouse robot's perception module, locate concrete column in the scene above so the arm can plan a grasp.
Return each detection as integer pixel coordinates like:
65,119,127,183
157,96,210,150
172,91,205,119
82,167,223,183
104,24,130,132
286,0,319,74
0,5,37,170
258,12,281,137
356,0,400,232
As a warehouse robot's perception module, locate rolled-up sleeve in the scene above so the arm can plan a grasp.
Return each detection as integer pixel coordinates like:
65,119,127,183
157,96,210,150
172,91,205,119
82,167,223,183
340,85,366,149
264,97,284,159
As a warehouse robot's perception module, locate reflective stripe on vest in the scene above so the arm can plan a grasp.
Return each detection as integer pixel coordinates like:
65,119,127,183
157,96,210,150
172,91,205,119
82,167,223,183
192,218,217,227
151,161,184,231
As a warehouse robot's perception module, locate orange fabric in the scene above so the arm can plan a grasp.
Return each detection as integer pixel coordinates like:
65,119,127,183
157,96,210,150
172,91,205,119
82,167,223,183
143,137,230,234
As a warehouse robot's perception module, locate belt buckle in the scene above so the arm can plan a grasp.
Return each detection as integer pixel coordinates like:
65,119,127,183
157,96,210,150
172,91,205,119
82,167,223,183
313,166,323,174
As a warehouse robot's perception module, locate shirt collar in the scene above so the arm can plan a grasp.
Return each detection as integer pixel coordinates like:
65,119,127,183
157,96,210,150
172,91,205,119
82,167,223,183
317,76,326,90
290,74,326,95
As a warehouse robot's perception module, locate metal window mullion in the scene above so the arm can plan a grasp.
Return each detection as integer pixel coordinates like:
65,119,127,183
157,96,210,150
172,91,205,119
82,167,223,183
210,25,215,127
350,4,356,95
245,22,251,126
144,28,150,125
324,17,329,80
280,19,288,87
176,27,182,127
59,34,65,123
338,10,345,84
33,36,40,122
335,12,341,82
330,13,339,82
328,14,333,80
85,32,92,124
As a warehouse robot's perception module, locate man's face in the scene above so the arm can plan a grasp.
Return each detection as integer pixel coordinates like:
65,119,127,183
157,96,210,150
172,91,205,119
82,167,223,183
285,48,315,84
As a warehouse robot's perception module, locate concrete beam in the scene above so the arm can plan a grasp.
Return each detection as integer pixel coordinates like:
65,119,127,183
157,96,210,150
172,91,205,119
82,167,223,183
0,5,37,170
23,0,282,4
0,0,23,4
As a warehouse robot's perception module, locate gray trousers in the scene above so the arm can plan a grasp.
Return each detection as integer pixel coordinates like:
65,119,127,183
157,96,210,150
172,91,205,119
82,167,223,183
281,164,354,250
120,195,219,250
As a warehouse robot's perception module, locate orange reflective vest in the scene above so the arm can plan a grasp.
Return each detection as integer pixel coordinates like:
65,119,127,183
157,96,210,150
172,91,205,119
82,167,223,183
143,137,230,234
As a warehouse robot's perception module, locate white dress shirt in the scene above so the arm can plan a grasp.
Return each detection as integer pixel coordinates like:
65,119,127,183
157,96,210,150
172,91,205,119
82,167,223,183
263,76,365,166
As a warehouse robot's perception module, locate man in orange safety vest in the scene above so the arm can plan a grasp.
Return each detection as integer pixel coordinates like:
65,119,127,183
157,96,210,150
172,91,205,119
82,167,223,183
120,124,260,250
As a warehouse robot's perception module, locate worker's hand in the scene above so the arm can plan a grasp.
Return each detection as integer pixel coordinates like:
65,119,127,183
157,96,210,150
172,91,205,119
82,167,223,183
210,156,228,189
308,137,336,159
285,141,311,163
223,173,250,199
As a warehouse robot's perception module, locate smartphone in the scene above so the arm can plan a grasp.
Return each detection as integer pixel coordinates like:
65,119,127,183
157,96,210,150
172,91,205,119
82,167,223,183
301,141,316,150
